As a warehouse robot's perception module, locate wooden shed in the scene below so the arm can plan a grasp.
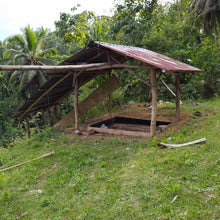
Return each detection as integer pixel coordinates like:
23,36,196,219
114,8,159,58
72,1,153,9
2,41,201,137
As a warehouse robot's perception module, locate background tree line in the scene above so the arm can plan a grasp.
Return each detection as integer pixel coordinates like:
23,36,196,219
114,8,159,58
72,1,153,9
0,0,219,146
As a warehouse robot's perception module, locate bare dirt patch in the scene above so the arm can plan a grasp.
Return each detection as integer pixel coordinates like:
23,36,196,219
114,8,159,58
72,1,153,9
63,103,191,140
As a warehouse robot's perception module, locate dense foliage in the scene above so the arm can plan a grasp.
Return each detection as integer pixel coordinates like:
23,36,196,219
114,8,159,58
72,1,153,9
0,0,219,146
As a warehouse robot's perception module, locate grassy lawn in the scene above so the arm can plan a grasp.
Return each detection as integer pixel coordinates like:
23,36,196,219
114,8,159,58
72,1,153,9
0,98,219,219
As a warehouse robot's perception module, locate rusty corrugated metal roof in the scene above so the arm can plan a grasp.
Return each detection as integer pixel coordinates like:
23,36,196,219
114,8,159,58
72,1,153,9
15,41,202,119
91,41,201,72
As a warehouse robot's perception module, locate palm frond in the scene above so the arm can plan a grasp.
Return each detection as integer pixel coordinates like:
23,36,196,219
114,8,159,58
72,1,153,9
37,57,57,65
38,47,57,57
27,70,37,81
9,70,20,82
20,71,29,91
23,26,36,52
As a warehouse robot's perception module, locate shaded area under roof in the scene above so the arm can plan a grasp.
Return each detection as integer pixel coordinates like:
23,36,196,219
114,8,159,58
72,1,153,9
15,41,201,120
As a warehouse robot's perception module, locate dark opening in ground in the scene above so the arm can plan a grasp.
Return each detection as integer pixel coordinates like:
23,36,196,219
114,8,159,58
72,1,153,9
89,116,171,133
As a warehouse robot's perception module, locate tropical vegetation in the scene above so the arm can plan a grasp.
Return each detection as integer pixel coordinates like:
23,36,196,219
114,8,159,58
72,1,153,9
0,99,219,219
0,0,219,145
0,0,219,218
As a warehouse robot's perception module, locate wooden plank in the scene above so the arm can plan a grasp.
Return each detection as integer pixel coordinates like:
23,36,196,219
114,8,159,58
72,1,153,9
150,69,157,137
54,74,121,128
175,73,180,121
18,71,73,120
87,126,151,138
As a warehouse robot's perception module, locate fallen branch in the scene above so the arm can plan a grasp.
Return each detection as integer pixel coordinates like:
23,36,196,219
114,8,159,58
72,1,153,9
171,195,178,203
0,151,55,172
157,138,206,149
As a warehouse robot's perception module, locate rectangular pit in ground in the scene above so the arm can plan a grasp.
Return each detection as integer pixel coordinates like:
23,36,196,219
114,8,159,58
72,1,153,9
88,116,171,137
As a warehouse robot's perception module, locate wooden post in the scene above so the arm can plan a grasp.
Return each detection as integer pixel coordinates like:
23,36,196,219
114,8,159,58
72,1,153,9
53,105,60,122
175,73,180,121
108,72,112,118
74,76,79,132
150,69,157,137
25,117,31,138
33,118,40,133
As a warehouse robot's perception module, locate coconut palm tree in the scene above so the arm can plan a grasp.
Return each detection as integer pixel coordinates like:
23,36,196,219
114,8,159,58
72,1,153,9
3,26,57,94
190,0,220,47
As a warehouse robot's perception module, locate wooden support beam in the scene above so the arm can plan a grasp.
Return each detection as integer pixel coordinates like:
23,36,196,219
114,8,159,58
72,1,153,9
53,105,60,122
0,63,149,72
110,56,151,87
161,79,176,97
18,71,73,120
161,78,183,104
0,63,110,71
38,86,74,92
25,117,31,139
150,69,157,137
74,77,79,131
126,68,151,87
108,72,112,118
87,51,105,63
175,73,181,121
54,74,121,128
33,116,41,133
107,54,113,118
156,72,163,82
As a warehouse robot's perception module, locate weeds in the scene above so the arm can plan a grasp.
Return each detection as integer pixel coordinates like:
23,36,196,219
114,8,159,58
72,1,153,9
0,99,219,219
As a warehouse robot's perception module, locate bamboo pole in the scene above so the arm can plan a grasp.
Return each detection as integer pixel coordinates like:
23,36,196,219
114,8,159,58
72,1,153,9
161,78,176,97
74,77,79,132
150,69,157,137
175,73,181,121
0,63,149,71
108,72,112,118
107,53,113,119
0,151,55,172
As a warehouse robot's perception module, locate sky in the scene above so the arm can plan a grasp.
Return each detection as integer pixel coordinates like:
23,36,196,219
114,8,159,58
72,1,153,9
0,0,115,41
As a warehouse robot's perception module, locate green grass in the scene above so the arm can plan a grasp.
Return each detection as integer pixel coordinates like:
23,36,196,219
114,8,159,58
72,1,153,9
0,98,219,219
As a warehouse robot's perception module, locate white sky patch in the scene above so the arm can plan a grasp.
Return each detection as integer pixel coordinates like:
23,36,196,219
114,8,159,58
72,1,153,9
0,0,114,41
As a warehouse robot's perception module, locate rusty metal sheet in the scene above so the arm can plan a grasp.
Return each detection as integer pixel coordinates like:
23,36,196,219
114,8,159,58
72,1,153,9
92,42,201,72
15,41,202,120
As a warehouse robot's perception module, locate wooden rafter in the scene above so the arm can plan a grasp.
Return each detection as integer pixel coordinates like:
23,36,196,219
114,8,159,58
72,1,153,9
18,71,73,120
87,51,105,63
110,56,151,87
